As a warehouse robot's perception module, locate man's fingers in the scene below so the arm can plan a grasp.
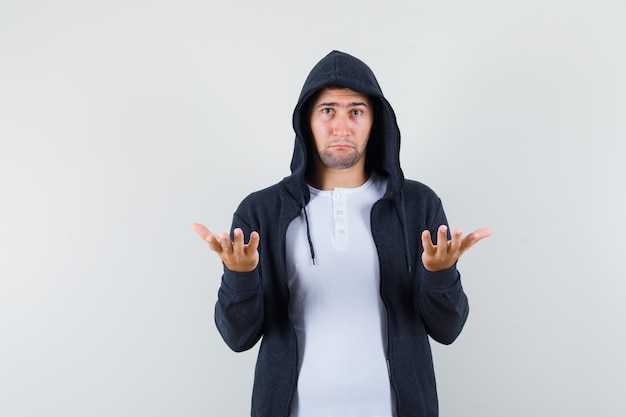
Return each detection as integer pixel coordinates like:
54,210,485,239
461,227,493,251
218,232,233,253
192,223,210,240
232,228,261,253
247,231,261,253
421,225,491,272
232,228,244,252
472,227,493,240
421,230,434,253
193,224,261,264
450,228,463,252
437,225,448,248
192,223,222,250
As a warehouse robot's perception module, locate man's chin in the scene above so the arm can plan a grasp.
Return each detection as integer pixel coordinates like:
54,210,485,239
319,152,363,170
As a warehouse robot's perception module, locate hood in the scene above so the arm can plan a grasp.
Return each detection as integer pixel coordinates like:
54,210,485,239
284,50,405,204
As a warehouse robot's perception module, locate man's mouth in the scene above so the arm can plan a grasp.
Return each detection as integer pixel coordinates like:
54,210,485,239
329,142,354,149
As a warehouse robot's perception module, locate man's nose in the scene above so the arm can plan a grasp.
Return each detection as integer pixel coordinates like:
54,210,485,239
332,114,350,136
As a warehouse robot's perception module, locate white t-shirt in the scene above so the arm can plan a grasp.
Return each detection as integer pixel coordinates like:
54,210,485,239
286,174,393,417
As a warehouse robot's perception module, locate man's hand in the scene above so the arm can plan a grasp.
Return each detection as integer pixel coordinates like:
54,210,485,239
421,225,492,272
192,223,260,272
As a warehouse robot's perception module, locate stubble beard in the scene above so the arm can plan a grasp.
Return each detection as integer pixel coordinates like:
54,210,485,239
318,147,366,170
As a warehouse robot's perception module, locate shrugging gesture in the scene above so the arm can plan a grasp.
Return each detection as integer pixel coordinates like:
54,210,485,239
192,223,260,273
421,225,492,272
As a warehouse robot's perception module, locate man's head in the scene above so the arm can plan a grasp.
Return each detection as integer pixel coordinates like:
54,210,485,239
308,86,374,171
291,51,404,192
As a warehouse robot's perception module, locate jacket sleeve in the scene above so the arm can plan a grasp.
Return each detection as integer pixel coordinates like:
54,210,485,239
418,202,469,345
419,266,469,345
214,213,265,352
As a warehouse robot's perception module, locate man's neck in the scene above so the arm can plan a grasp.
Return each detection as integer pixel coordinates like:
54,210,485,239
307,162,369,190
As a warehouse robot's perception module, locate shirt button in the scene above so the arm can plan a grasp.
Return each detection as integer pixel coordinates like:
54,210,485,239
335,192,342,199
338,229,345,234
336,210,343,215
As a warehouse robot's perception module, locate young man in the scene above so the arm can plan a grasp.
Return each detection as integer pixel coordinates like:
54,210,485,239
193,50,491,417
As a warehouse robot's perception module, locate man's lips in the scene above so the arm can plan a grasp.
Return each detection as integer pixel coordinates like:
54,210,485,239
328,142,355,149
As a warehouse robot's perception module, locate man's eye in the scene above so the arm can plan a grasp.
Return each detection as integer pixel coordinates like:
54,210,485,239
352,109,363,116
322,108,334,114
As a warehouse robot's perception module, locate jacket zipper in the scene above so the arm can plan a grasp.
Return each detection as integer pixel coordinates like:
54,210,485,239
281,210,301,417
371,199,401,416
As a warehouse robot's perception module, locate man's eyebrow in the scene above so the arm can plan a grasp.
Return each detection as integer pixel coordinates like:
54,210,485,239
316,101,369,108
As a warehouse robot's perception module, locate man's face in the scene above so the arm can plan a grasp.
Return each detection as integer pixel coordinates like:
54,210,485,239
309,87,374,170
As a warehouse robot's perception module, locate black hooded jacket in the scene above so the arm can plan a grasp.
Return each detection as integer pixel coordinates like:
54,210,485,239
214,51,469,417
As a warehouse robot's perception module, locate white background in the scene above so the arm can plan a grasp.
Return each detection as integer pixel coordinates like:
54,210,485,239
1,1,625,416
